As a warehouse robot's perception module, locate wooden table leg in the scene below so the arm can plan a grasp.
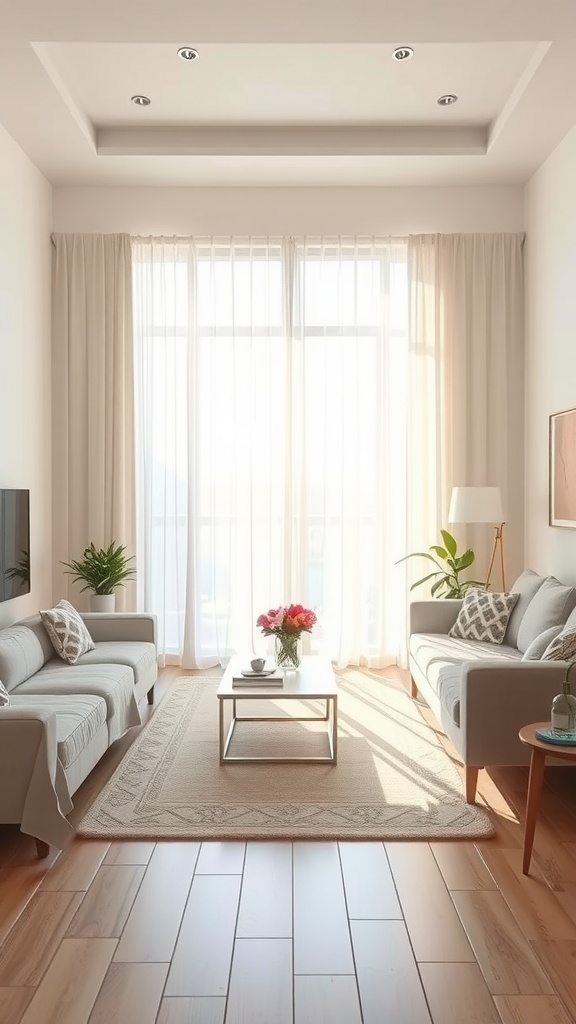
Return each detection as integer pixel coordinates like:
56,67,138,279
523,747,546,875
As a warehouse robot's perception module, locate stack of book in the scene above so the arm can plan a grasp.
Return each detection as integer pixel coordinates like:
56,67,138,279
231,669,284,687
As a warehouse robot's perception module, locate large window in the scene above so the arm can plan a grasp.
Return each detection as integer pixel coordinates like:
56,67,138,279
133,236,408,668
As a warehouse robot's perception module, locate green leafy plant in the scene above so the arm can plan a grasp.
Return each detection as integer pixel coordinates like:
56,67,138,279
62,542,136,596
396,529,485,598
5,549,30,586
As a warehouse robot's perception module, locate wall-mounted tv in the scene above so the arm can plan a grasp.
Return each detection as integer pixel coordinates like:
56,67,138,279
0,489,30,602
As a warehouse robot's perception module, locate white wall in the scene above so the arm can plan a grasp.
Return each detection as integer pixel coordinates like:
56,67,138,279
525,124,576,583
0,123,52,625
52,184,525,236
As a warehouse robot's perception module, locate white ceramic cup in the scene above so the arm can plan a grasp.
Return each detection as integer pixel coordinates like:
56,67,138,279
250,657,266,673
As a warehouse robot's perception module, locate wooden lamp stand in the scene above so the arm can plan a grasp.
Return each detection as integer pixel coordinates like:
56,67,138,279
485,522,506,592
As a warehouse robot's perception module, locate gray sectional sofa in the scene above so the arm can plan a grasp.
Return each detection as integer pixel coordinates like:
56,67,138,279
409,570,576,802
0,610,157,854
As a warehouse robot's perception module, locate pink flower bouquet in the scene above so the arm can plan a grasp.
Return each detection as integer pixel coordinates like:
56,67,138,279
257,604,317,669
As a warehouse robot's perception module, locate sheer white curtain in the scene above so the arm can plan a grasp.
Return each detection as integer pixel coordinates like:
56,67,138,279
132,235,409,669
406,233,525,597
291,238,408,667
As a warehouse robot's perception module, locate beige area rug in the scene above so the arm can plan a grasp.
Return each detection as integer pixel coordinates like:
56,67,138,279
78,671,494,841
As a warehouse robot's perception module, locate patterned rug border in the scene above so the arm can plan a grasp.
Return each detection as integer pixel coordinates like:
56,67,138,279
77,674,495,842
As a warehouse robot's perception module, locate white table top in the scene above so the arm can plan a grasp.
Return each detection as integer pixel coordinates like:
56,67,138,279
217,654,337,698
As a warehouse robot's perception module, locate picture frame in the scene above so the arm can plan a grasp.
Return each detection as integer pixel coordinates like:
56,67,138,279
549,407,576,527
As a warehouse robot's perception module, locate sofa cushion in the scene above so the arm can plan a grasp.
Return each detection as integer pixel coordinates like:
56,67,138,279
542,627,576,662
516,577,576,654
410,631,522,674
0,623,51,692
76,641,157,688
449,589,519,645
409,631,522,715
521,625,565,661
436,664,463,727
564,605,576,631
504,570,547,648
13,661,140,744
19,615,57,664
0,681,9,706
40,600,95,665
8,693,107,769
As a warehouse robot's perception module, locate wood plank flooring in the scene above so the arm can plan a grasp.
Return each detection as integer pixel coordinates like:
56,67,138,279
2,665,576,1023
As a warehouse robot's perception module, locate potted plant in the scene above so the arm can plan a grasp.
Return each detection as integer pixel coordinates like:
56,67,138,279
62,542,136,611
396,528,484,599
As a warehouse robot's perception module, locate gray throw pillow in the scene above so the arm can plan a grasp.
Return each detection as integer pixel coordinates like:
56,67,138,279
449,588,519,645
521,625,564,661
504,569,547,648
516,577,576,654
0,680,9,707
564,605,576,631
542,627,576,662
39,599,95,665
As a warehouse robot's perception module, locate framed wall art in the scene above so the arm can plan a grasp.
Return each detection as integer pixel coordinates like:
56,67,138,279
550,407,576,527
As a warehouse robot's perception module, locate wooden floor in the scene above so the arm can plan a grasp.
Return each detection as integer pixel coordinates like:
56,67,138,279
2,667,576,1024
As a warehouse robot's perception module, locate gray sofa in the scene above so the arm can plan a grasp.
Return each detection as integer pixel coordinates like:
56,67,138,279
0,611,157,854
409,570,576,802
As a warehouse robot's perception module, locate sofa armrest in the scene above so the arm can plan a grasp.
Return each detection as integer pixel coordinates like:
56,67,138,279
81,612,157,646
460,660,568,766
0,706,74,848
409,599,463,636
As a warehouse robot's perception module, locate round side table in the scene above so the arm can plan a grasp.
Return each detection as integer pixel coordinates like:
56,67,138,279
519,722,576,875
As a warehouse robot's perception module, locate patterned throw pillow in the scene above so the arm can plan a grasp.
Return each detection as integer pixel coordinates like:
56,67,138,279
39,599,95,665
542,627,576,661
449,588,519,645
0,680,9,707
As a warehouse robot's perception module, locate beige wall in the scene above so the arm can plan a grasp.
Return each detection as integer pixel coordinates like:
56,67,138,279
52,184,525,236
525,123,576,584
0,123,52,625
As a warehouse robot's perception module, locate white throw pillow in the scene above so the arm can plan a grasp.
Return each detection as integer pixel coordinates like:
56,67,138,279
39,599,95,665
542,627,576,662
449,588,519,645
0,680,9,707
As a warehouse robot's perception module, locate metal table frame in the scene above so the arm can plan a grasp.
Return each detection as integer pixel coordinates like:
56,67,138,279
218,670,338,766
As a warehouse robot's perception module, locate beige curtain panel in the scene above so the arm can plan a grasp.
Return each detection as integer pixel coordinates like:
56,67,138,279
51,233,136,610
407,232,525,588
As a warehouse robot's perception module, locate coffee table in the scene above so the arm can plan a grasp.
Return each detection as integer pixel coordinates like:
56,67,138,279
217,654,338,765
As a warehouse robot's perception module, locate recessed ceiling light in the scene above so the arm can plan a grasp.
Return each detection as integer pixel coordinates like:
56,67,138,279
437,94,458,106
178,46,199,61
131,95,151,106
392,46,414,61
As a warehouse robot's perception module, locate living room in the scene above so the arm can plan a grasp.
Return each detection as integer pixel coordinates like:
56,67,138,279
2,3,576,1023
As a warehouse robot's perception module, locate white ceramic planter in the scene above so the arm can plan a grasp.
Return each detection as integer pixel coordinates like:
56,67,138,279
89,593,116,613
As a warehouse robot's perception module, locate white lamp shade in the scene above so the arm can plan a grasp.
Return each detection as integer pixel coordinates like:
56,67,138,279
448,486,504,524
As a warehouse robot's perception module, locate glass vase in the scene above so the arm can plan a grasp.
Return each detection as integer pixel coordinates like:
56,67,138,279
551,680,576,733
274,632,302,673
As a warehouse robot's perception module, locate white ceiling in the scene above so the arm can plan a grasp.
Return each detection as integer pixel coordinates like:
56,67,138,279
2,1,576,186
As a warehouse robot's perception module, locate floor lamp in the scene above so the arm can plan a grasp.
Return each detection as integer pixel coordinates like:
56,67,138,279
448,486,507,592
